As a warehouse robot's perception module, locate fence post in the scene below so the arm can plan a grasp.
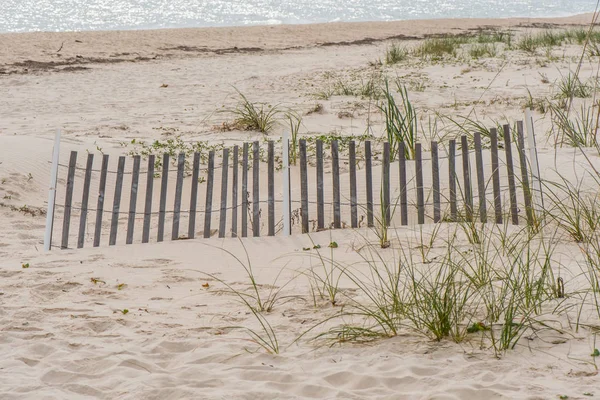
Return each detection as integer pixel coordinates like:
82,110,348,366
204,151,215,238
415,144,424,224
252,141,260,237
242,143,249,237
525,108,544,214
109,156,126,246
268,141,275,236
473,132,487,223
126,155,141,245
431,141,441,223
299,139,309,233
60,151,77,249
219,148,230,238
382,142,391,226
282,133,291,236
331,140,341,229
171,153,185,240
349,141,358,228
490,129,503,224
503,124,519,225
142,155,155,243
231,146,239,238
461,135,473,222
93,154,109,247
516,121,535,226
399,141,408,225
44,129,61,251
188,152,200,239
449,139,457,221
157,153,169,242
77,153,94,248
316,139,325,231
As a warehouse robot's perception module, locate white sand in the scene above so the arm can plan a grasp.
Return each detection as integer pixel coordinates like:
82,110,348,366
1,14,600,399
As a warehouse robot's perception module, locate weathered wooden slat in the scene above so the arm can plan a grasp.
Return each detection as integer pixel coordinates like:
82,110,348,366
490,128,503,224
126,155,141,245
157,153,169,242
61,151,78,249
109,156,126,246
461,135,473,222
473,132,487,223
204,151,215,238
349,141,358,228
219,148,230,238
431,141,441,223
516,121,535,226
93,154,109,247
142,155,155,244
382,142,391,226
252,141,260,237
331,140,341,229
242,143,249,237
299,139,309,233
231,146,239,238
416,143,425,224
171,153,185,240
449,139,457,221
365,141,374,227
268,141,275,236
503,124,519,225
188,152,200,239
77,153,94,248
316,140,325,230
399,141,408,225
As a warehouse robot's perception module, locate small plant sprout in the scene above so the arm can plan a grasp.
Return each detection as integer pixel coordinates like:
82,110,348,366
121,309,129,315
21,263,29,269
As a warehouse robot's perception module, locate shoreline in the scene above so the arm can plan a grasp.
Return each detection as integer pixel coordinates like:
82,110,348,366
0,13,596,74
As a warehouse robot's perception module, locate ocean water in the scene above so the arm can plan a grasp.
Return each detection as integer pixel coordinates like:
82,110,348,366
0,0,597,33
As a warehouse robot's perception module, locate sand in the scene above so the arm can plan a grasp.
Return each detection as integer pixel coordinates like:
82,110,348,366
1,13,600,399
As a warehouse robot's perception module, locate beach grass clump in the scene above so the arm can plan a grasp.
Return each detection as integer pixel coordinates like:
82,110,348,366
549,102,599,149
385,43,409,65
475,30,513,46
379,79,417,160
517,31,567,54
554,72,592,100
412,37,468,60
469,43,498,59
231,89,280,133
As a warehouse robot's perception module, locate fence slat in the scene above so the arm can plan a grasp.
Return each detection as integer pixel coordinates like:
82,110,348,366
399,142,408,225
416,143,424,224
461,135,473,222
126,155,141,245
171,153,185,240
268,141,275,236
516,121,535,226
77,153,94,248
93,154,109,247
365,141,374,227
252,141,260,237
503,124,519,225
383,142,391,226
61,151,78,249
300,139,309,233
109,156,126,246
188,152,200,239
316,140,325,231
449,139,457,221
332,140,341,229
431,141,441,223
204,151,215,238
231,146,239,238
157,153,169,242
142,155,155,243
473,132,487,223
242,143,249,237
490,128,503,224
219,148,230,238
349,141,358,228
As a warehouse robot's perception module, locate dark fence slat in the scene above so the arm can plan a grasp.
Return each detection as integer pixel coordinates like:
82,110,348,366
204,151,215,238
490,128,503,224
416,143,425,224
473,132,487,223
516,121,535,226
349,141,358,228
461,135,473,222
316,140,325,231
365,141,374,227
93,154,109,247
109,156,126,246
157,153,169,242
142,155,155,244
61,151,78,249
503,124,519,225
268,141,275,236
300,139,309,233
382,142,391,226
252,141,260,237
431,141,441,223
399,141,408,225
242,143,249,237
188,152,200,239
171,153,185,240
231,145,239,238
77,153,94,248
331,140,341,229
126,155,141,245
219,148,230,238
449,139,457,221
